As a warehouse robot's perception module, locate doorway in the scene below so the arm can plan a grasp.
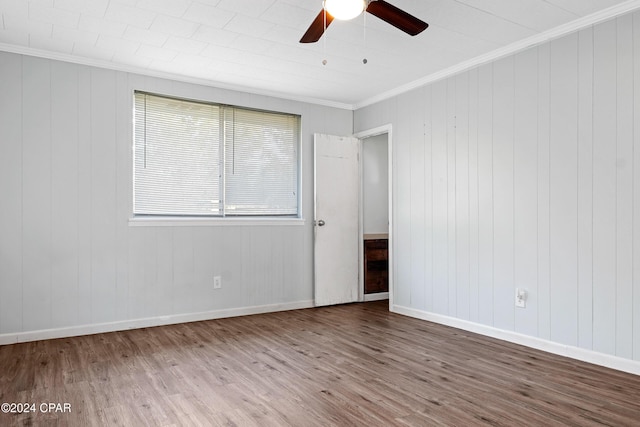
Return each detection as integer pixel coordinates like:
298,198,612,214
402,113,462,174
356,126,392,305
312,127,392,308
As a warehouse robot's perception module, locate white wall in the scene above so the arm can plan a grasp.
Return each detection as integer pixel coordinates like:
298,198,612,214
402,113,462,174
355,12,640,366
362,134,389,235
0,51,352,342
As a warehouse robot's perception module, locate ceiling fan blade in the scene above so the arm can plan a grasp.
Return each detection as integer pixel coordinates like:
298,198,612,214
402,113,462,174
300,9,334,43
366,0,428,36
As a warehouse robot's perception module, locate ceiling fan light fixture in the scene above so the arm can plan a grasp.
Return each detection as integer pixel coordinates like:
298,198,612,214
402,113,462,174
324,0,365,21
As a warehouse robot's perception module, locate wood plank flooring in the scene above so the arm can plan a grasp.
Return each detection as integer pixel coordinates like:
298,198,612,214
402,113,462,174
1,301,639,426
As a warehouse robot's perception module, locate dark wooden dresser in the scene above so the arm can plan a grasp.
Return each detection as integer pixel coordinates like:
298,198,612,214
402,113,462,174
364,238,388,294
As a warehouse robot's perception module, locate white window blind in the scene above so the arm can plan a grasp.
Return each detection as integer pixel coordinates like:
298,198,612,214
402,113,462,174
133,92,300,217
224,108,299,215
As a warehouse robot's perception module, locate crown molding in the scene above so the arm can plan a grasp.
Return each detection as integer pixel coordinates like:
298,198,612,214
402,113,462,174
0,43,355,111
3,0,640,112
353,0,640,110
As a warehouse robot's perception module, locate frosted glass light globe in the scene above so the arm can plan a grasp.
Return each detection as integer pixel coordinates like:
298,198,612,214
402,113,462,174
325,0,365,20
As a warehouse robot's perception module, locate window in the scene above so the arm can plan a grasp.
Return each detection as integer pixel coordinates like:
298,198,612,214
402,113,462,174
133,92,300,218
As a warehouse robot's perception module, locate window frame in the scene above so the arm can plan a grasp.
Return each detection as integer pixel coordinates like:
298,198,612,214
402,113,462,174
129,91,304,226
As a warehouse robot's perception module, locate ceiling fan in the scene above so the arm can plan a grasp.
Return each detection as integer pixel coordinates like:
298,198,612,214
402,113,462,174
300,0,428,43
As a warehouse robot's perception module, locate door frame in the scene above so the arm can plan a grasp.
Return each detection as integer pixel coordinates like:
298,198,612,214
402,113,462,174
355,124,393,308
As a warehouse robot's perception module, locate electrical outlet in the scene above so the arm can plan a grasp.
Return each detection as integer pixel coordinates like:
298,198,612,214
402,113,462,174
515,288,526,308
213,276,222,289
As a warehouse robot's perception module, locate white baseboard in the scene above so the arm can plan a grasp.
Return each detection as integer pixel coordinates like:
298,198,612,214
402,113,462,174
392,304,640,377
6,300,637,377
0,300,315,346
364,292,389,302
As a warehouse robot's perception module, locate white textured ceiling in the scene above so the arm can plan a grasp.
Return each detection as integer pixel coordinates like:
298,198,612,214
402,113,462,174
0,0,638,108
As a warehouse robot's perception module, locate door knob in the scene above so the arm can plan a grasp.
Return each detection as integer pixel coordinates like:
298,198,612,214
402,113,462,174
316,219,325,226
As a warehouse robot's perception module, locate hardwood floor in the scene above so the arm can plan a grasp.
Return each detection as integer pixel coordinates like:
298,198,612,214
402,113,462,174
1,301,639,426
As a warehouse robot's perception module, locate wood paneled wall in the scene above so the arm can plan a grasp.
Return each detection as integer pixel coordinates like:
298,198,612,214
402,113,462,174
0,51,352,339
355,12,640,362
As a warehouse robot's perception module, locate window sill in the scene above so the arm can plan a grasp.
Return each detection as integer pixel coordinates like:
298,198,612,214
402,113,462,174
129,216,306,227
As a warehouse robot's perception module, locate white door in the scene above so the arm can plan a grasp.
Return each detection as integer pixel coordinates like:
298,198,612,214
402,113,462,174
314,133,360,306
